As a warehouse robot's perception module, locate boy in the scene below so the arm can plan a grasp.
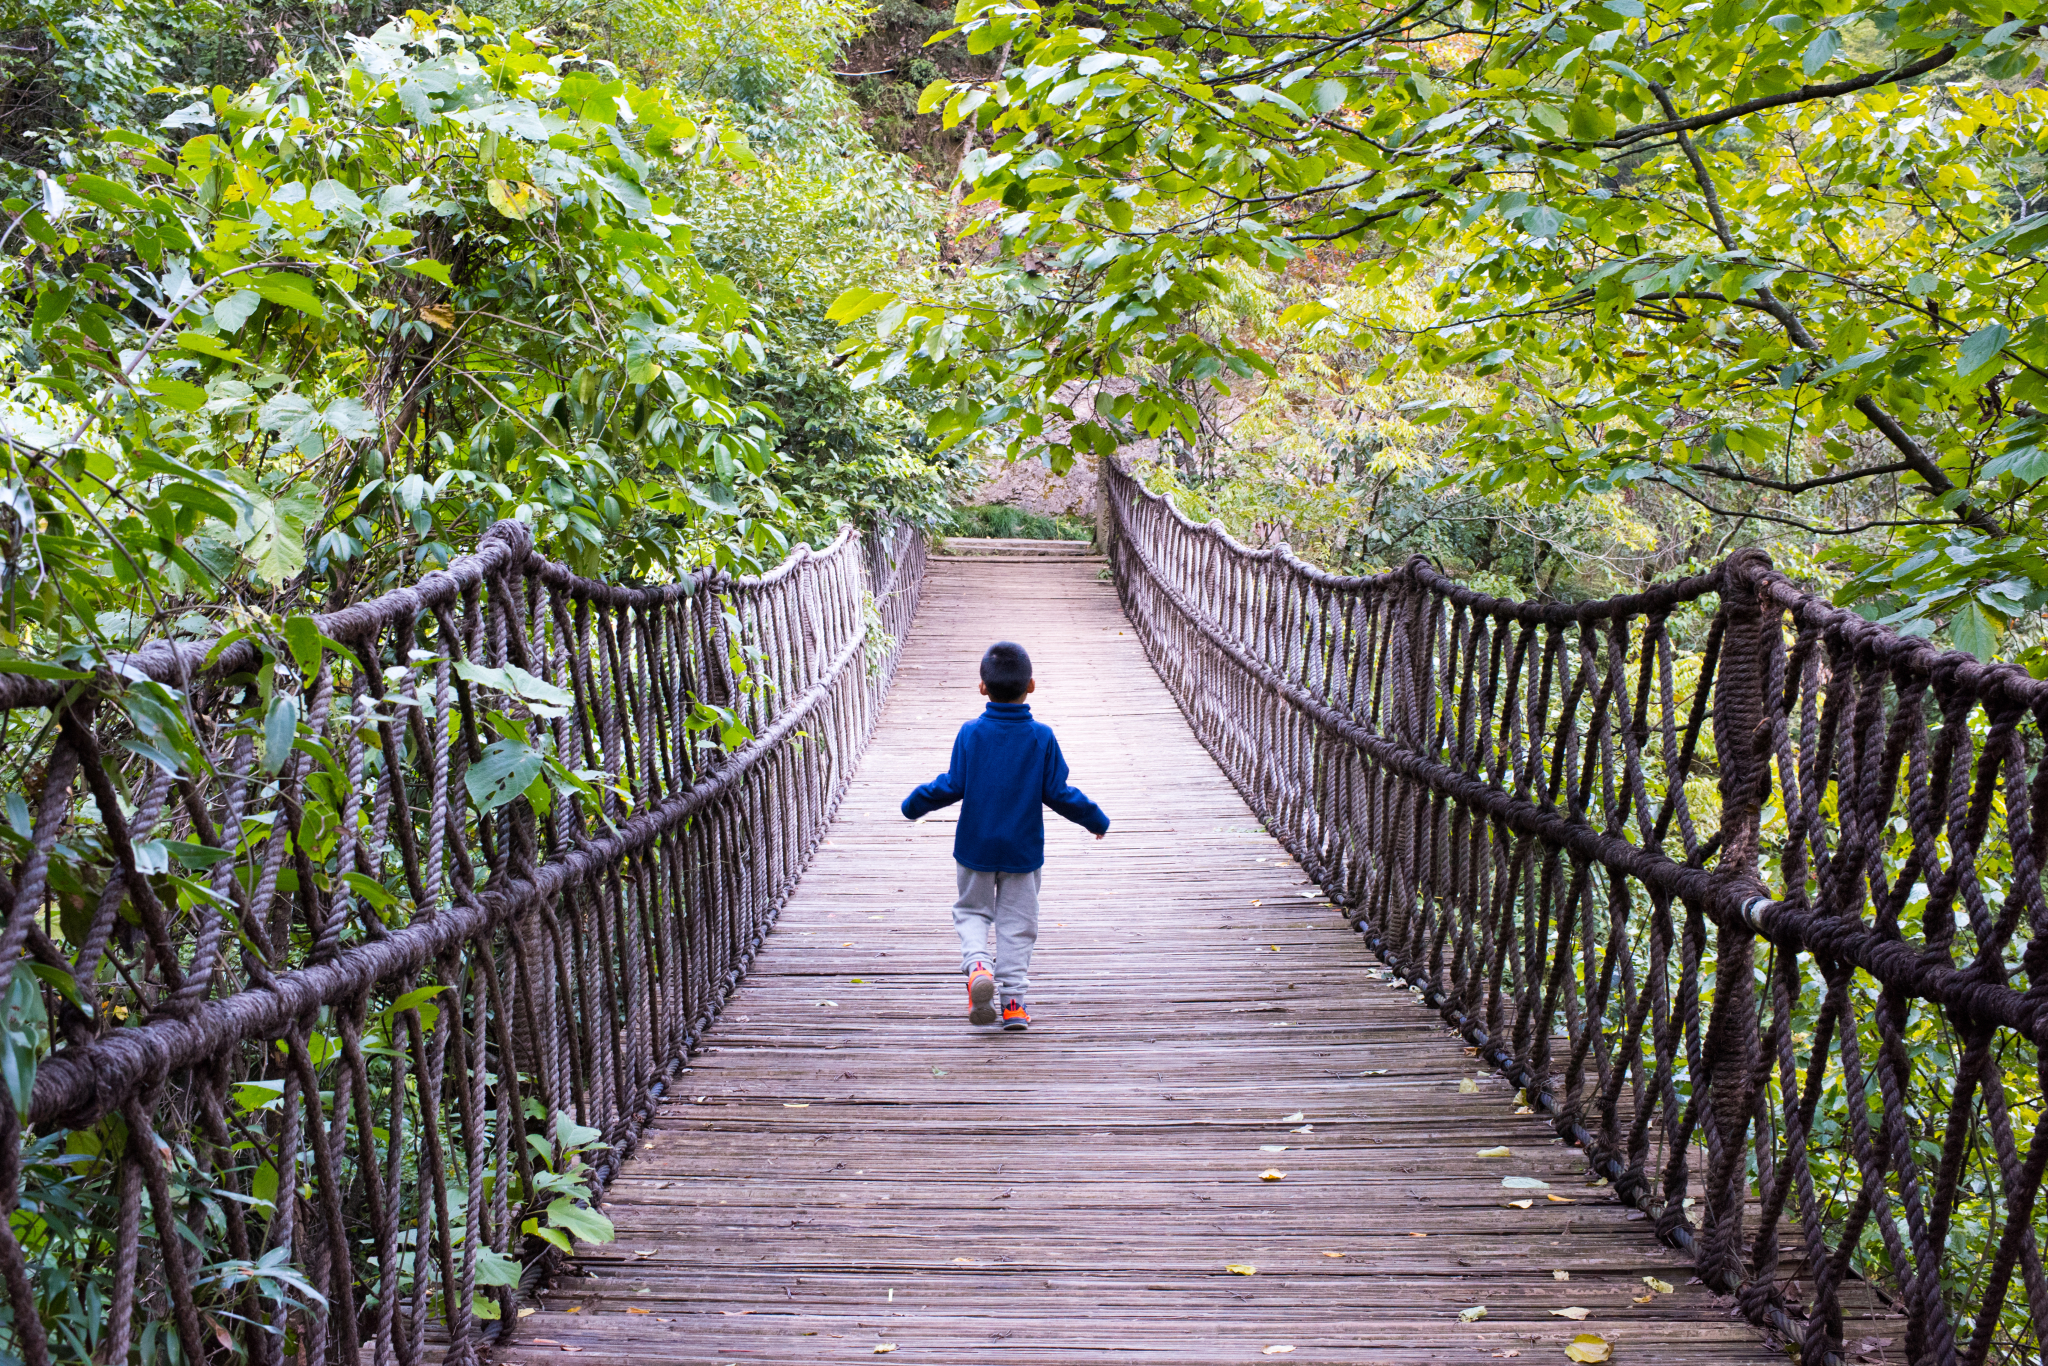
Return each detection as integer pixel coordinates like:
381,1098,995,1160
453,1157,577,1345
902,641,1109,1031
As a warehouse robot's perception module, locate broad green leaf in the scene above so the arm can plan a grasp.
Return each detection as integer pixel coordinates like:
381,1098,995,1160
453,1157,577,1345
213,289,262,332
465,737,548,812
1957,323,2010,380
1950,601,2001,659
251,272,326,318
545,1197,616,1245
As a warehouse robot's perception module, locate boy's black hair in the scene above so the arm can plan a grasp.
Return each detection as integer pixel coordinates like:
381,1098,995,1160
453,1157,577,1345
980,641,1032,702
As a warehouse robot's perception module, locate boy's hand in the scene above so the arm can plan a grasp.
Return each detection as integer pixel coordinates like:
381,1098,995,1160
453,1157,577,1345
1095,832,1106,840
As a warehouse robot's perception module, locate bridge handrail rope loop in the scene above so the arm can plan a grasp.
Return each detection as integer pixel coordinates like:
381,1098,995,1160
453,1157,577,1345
0,518,924,1366
1101,457,2047,1366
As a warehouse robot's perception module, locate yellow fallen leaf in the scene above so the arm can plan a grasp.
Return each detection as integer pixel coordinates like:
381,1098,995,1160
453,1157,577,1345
1260,1168,1287,1181
1263,1348,1296,1356
1458,1306,1488,1323
1547,1194,1577,1203
1553,1270,1570,1282
626,1307,651,1314
1477,1145,1511,1157
873,1346,897,1355
1226,1264,1258,1276
518,1307,537,1318
565,1306,581,1314
1409,1231,1428,1238
1643,1276,1674,1294
1631,1294,1654,1306
1565,1334,1612,1363
1550,1307,1590,1321
1323,1251,1345,1258
953,1257,976,1264
1459,1079,1480,1093
633,1250,656,1258
784,1103,809,1109
1507,1199,1534,1209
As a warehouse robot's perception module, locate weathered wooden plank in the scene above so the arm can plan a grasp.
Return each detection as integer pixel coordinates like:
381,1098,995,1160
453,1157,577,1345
493,549,1891,1365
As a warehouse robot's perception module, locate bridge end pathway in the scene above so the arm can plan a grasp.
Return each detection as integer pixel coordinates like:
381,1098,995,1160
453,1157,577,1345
496,540,1874,1365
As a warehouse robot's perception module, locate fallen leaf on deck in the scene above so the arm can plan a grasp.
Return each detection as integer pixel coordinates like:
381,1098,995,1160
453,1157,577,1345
1263,1348,1296,1356
1260,1145,1289,1153
1507,1199,1534,1209
931,1067,948,1076
1280,1112,1305,1123
1226,1264,1258,1276
1459,1079,1480,1094
1408,1232,1428,1238
1477,1145,1511,1157
1502,1176,1552,1190
1260,1168,1287,1181
1547,1194,1576,1203
851,978,864,983
1631,1294,1653,1306
816,1000,839,1007
1643,1277,1674,1294
1549,1307,1590,1321
1290,1125,1314,1134
873,1346,897,1355
565,1307,581,1314
1458,1306,1488,1323
627,1307,651,1314
1553,1271,1570,1281
784,1103,810,1109
1564,1334,1612,1362
634,1250,656,1258
1323,1251,1345,1258
518,1308,537,1318
720,1310,753,1316
1491,1353,1521,1359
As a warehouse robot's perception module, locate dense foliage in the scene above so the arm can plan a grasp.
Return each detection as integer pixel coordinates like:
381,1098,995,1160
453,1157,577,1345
843,0,2048,665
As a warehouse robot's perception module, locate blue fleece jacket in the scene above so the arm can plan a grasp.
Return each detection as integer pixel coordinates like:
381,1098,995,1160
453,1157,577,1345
901,701,1110,872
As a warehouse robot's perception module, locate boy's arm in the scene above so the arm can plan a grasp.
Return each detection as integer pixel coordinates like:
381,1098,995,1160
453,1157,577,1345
1041,736,1110,836
902,731,967,820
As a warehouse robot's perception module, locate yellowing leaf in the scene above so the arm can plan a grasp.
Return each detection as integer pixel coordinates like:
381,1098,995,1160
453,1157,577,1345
420,304,455,329
1226,1264,1258,1276
487,178,550,220
1260,1168,1286,1181
784,1103,809,1109
1565,1334,1612,1363
1322,1251,1345,1258
1547,1194,1577,1204
1644,1277,1674,1294
1507,1199,1534,1209
1459,1079,1480,1093
873,1346,897,1355
1550,1307,1591,1321
1477,1146,1511,1158
1262,1348,1296,1356
626,1307,651,1314
1458,1306,1487,1323
1553,1270,1570,1281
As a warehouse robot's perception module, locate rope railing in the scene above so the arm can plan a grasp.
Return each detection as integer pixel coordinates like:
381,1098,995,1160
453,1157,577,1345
0,517,923,1365
1103,458,2047,1366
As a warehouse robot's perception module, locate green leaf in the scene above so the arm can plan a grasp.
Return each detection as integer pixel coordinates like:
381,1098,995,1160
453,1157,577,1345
213,289,262,333
251,272,326,318
262,693,299,774
1801,28,1841,77
402,259,453,285
1950,600,2001,659
453,660,576,717
1313,80,1347,114
142,378,207,411
1957,323,2009,380
826,288,892,324
465,738,548,812
281,615,324,675
545,1197,616,1245
175,331,243,361
0,660,89,681
342,872,398,911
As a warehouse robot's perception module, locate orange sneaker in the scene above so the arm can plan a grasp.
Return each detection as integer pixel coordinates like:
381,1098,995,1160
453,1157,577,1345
1001,996,1030,1031
965,963,997,1025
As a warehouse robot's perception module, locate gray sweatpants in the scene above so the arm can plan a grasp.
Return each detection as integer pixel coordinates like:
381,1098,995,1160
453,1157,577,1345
952,863,1042,999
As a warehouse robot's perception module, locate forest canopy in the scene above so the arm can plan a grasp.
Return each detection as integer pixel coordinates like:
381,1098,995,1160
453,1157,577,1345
842,0,2048,667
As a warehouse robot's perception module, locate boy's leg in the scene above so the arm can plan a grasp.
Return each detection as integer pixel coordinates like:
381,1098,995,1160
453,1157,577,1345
990,869,1043,1001
951,864,998,973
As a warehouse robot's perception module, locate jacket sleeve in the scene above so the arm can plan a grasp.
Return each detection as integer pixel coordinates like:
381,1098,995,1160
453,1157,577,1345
1041,734,1110,835
902,730,967,820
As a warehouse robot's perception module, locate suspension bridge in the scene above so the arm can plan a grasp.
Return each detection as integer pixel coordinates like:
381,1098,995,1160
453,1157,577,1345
0,463,2039,1365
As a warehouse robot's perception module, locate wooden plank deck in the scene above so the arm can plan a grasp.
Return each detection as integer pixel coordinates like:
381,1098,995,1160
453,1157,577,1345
495,542,1812,1365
